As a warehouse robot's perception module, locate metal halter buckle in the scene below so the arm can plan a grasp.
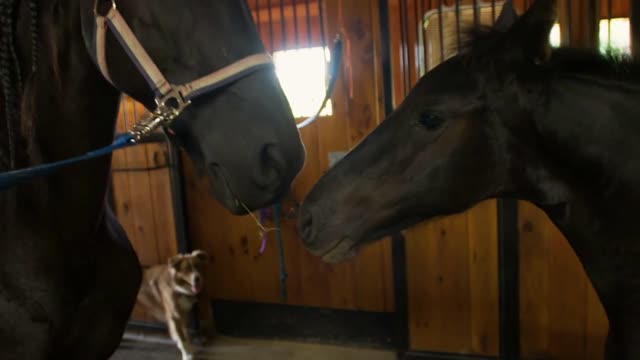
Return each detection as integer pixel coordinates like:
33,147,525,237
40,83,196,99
130,87,192,142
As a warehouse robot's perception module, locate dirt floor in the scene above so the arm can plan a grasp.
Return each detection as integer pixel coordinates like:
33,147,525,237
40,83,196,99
111,330,397,360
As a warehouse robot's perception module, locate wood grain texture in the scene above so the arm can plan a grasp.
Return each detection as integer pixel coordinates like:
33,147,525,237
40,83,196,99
110,97,179,324
518,201,609,360
405,201,498,355
181,0,394,312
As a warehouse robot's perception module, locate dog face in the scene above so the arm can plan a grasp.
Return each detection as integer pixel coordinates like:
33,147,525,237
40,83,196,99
168,250,209,295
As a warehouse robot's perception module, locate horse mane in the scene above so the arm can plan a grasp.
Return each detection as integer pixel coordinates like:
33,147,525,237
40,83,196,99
0,0,39,171
461,24,640,86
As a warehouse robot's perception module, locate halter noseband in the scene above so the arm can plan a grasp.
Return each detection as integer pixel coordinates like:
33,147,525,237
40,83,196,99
93,0,274,142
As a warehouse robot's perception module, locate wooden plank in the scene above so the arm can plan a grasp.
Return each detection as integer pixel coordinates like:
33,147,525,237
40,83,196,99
519,200,609,359
144,142,178,263
547,222,588,360
585,281,608,360
519,201,551,357
467,200,498,356
407,212,472,353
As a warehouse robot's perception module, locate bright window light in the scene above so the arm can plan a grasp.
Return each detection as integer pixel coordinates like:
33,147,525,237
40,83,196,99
273,47,333,119
599,18,631,56
549,23,561,48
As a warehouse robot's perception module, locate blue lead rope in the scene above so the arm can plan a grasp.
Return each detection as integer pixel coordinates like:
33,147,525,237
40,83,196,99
0,133,136,191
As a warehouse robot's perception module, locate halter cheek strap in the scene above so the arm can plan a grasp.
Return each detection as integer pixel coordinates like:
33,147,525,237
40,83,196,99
93,0,274,140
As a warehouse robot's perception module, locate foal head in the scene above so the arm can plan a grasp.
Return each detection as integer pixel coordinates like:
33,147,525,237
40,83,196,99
298,0,566,262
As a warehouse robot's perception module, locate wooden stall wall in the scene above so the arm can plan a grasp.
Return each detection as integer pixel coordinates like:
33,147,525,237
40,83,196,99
111,96,179,323
182,0,395,312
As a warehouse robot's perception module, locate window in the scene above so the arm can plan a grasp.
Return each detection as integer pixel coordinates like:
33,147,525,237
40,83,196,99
273,47,333,119
599,18,631,56
549,23,561,48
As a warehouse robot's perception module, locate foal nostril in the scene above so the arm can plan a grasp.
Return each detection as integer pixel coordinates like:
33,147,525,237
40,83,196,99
258,144,286,189
298,207,315,245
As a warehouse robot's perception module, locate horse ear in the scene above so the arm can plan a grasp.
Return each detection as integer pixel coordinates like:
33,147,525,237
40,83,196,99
505,0,557,64
493,0,519,32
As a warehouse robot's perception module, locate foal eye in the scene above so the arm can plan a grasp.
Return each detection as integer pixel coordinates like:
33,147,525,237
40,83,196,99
417,112,445,130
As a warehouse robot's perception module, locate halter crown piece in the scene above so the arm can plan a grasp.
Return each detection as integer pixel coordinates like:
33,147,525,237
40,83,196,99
94,0,274,142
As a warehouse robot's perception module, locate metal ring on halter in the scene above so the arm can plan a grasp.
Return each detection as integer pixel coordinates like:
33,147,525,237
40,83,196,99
94,0,116,17
155,86,191,115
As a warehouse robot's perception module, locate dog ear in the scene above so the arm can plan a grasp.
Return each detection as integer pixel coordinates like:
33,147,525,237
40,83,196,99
168,255,184,269
191,250,209,263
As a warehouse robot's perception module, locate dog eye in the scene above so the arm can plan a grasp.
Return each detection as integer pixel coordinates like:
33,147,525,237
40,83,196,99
418,112,445,130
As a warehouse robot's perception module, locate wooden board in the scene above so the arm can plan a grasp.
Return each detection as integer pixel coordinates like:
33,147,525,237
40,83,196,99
405,200,498,355
110,97,179,324
519,201,609,360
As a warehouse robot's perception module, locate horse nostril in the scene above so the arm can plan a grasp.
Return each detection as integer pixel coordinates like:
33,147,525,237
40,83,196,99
259,144,286,188
298,207,315,245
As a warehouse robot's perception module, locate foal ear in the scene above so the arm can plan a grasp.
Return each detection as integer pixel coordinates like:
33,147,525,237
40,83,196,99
493,0,519,32
505,0,557,64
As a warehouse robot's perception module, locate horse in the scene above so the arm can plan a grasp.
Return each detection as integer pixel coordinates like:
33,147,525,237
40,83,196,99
298,0,640,358
0,0,305,358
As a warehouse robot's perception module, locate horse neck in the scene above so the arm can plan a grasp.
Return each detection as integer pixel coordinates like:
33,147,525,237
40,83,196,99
7,0,121,236
520,71,640,261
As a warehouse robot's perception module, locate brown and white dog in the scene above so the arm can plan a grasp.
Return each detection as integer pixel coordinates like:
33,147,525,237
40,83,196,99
136,250,215,360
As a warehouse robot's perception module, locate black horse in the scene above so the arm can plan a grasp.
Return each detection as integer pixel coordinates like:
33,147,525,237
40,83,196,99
299,0,640,358
0,0,304,358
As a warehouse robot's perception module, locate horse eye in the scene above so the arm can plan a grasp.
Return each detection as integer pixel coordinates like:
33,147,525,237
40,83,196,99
418,112,445,130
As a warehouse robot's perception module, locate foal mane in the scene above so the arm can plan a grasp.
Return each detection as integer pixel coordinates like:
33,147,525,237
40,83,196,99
0,0,38,171
462,25,640,86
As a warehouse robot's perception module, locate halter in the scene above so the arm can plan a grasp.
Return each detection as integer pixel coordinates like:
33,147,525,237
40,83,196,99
0,0,342,190
94,0,274,141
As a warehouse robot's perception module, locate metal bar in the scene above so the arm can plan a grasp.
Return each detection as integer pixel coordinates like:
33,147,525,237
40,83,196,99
280,0,287,48
632,0,640,60
268,0,274,51
318,0,327,50
491,0,496,24
293,0,299,47
566,0,572,45
498,198,520,360
255,0,261,36
473,0,479,27
399,0,406,93
415,0,422,82
167,136,189,255
455,0,461,51
305,0,312,46
438,0,444,62
607,0,612,48
379,0,394,114
400,0,411,93
377,1,407,351
392,232,410,351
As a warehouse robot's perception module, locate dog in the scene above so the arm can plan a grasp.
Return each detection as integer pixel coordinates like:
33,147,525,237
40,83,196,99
136,250,215,360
